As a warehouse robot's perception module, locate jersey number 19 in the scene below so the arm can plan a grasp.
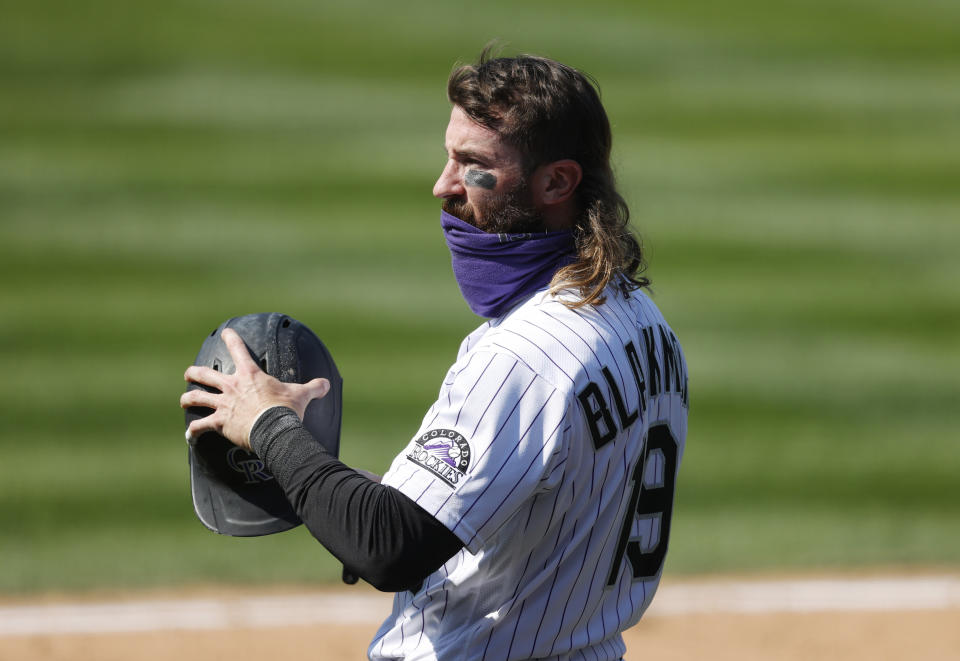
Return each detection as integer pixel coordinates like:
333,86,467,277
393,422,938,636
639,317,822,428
606,424,679,587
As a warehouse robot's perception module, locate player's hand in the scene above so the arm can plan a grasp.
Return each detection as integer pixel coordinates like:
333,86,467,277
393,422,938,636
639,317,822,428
180,328,330,450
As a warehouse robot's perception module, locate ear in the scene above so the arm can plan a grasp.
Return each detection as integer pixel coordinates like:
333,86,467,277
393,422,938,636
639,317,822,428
532,159,583,206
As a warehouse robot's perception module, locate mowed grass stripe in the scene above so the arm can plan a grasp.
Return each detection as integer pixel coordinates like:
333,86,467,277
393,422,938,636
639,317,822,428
1,0,958,591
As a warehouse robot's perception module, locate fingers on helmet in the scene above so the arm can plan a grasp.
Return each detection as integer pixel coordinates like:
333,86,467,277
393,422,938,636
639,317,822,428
221,329,259,372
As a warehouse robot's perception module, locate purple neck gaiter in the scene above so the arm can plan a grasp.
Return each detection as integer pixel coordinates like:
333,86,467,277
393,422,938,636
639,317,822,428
441,210,577,318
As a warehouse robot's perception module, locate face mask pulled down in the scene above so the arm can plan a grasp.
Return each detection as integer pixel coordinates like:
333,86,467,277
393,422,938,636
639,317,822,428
441,210,577,318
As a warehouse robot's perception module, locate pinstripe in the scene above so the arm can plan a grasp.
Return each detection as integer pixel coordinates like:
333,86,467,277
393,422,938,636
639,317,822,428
554,479,579,633
566,524,597,652
462,325,477,353
393,469,417,494
424,407,442,430
456,352,498,427
579,309,631,406
467,370,539,469
442,348,483,397
617,441,636,617
504,596,528,659
506,504,570,659
599,302,648,416
589,445,598,498
415,481,430,503
501,326,577,385
572,308,620,369
530,510,569,651
594,305,630,347
432,367,536,516
480,627,496,660
482,550,536,661
599,640,611,660
413,605,425,650
522,492,541,532
488,341,553,387
605,638,617,659
542,309,603,366
542,455,567,484
469,359,520,437
569,458,616,645
464,393,560,544
521,317,586,369
600,639,612,659
437,562,452,622
601,292,635,343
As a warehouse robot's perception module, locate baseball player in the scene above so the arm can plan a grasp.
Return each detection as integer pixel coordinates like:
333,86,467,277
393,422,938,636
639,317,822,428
181,50,689,660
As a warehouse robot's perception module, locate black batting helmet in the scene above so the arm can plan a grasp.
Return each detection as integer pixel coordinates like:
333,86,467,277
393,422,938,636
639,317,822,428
184,313,342,536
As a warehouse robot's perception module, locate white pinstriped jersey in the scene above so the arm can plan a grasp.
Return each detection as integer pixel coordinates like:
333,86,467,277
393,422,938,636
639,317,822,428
371,281,689,661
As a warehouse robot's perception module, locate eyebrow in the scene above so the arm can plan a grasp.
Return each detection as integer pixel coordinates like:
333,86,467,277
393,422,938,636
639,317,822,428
445,147,492,164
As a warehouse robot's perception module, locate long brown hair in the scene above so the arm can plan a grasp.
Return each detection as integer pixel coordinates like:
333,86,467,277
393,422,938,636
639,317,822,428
447,48,649,308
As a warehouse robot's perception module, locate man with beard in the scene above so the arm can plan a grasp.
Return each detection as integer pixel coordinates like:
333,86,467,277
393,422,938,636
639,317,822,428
181,50,689,660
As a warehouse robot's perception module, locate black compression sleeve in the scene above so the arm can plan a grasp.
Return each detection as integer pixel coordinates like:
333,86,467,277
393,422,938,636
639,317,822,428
249,407,464,592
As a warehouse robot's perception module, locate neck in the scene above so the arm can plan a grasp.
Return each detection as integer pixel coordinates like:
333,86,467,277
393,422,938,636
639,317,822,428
540,199,577,231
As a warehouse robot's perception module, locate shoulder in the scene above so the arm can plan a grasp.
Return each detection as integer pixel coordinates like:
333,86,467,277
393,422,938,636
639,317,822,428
456,318,494,359
466,285,645,393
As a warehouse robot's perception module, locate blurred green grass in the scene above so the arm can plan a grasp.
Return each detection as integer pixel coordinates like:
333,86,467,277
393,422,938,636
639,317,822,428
1,0,958,593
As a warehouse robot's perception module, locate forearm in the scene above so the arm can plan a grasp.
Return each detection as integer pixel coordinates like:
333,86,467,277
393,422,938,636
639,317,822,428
250,407,463,592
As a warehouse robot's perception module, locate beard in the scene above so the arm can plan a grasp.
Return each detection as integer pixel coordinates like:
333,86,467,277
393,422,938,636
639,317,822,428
442,178,546,234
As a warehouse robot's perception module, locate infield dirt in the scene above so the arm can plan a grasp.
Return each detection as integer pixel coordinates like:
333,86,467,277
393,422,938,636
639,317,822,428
5,609,960,661
2,579,958,661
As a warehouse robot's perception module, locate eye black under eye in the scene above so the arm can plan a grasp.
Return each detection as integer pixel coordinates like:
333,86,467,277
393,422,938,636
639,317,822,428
464,169,497,190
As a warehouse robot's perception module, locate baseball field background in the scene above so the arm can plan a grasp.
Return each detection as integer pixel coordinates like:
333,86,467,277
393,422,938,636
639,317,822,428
2,0,958,607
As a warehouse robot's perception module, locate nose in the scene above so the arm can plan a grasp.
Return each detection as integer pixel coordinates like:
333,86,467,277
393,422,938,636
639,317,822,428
433,160,464,199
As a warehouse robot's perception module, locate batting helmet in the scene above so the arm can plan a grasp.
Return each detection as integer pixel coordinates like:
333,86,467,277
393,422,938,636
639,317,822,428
184,313,342,536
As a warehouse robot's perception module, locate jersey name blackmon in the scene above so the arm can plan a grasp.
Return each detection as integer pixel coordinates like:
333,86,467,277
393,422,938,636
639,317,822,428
406,428,472,487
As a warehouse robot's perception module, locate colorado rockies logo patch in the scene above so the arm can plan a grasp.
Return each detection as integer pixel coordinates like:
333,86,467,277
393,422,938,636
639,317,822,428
407,428,472,488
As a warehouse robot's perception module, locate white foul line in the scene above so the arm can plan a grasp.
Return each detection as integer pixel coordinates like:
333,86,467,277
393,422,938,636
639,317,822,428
1,576,958,637
646,576,960,615
0,592,393,637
